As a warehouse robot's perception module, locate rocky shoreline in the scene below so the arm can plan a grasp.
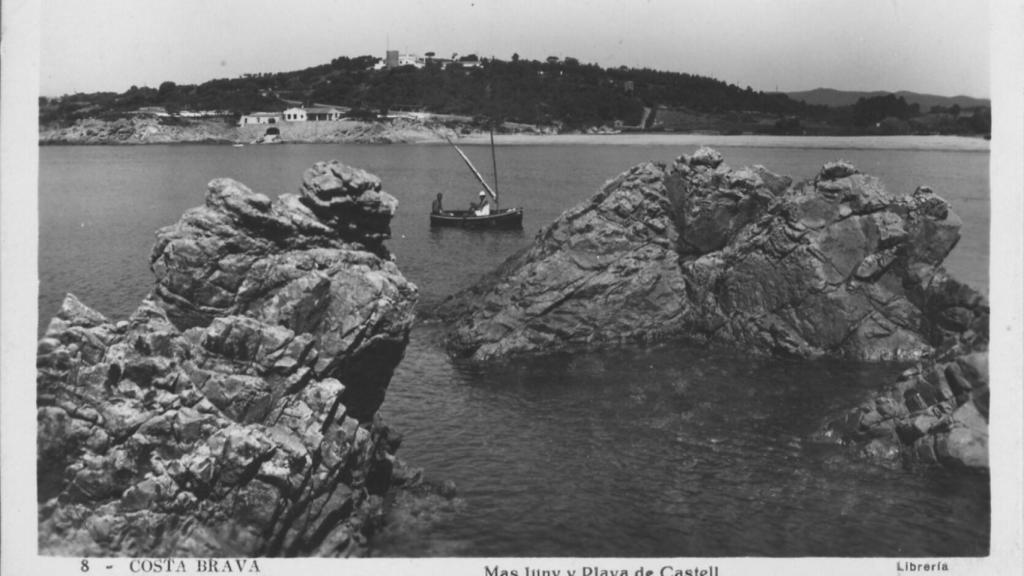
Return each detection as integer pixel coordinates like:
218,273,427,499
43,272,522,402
36,147,989,556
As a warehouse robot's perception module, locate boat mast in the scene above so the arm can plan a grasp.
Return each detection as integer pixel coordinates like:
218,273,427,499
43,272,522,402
489,124,500,209
445,136,498,202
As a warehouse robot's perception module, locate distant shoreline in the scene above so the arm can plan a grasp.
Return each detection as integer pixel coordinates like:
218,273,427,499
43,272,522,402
38,116,990,152
39,132,991,153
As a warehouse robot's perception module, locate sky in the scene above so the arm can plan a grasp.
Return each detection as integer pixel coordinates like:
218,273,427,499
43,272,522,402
40,0,991,99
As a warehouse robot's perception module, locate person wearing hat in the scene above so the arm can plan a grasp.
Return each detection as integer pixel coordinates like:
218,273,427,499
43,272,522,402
471,190,491,216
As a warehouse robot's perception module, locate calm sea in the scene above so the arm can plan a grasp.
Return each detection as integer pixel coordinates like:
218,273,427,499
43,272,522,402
37,140,990,556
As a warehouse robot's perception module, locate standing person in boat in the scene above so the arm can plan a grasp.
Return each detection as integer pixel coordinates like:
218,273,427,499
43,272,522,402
431,192,444,214
471,190,491,216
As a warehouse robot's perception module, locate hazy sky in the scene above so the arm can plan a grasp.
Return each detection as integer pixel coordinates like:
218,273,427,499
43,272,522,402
40,0,990,98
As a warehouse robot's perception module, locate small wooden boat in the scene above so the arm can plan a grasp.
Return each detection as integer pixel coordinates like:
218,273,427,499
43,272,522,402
430,207,524,229
431,131,523,230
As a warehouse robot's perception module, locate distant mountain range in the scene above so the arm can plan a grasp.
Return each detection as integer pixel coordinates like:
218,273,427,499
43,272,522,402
782,88,990,110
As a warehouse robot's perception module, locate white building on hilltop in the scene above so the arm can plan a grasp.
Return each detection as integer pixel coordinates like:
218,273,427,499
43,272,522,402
398,54,426,67
373,50,429,70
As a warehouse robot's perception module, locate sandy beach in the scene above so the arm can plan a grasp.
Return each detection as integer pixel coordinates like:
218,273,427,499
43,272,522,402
454,132,991,151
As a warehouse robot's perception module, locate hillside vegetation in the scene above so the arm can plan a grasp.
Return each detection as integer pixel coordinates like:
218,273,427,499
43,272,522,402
39,54,991,137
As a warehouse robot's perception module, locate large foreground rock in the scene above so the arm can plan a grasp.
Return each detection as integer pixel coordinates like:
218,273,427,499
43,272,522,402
438,148,987,362
38,161,419,556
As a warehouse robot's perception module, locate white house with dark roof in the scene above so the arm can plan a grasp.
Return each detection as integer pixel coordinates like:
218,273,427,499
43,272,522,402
304,106,343,121
282,107,307,122
282,106,344,122
238,112,282,125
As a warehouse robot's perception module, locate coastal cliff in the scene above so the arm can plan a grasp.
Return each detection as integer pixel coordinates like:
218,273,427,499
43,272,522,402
37,161,427,556
436,147,989,470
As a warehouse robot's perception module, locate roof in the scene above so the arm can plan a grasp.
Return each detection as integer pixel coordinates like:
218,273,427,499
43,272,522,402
304,107,341,114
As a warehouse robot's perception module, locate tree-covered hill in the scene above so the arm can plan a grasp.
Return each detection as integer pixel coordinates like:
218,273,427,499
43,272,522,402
39,54,817,129
38,54,990,136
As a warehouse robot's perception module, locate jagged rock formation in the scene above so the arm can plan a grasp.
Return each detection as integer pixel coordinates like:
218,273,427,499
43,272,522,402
37,161,420,556
150,160,414,419
816,349,989,470
440,161,690,358
438,147,987,363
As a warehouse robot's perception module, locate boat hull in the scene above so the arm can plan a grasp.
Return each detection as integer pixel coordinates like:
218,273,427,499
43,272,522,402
430,208,524,230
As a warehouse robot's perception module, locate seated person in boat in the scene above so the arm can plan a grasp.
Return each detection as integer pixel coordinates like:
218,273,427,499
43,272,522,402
471,191,491,216
431,192,444,214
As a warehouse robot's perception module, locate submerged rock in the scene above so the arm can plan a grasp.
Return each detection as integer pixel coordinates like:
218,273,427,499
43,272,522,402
816,349,989,471
38,162,418,556
438,147,987,362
